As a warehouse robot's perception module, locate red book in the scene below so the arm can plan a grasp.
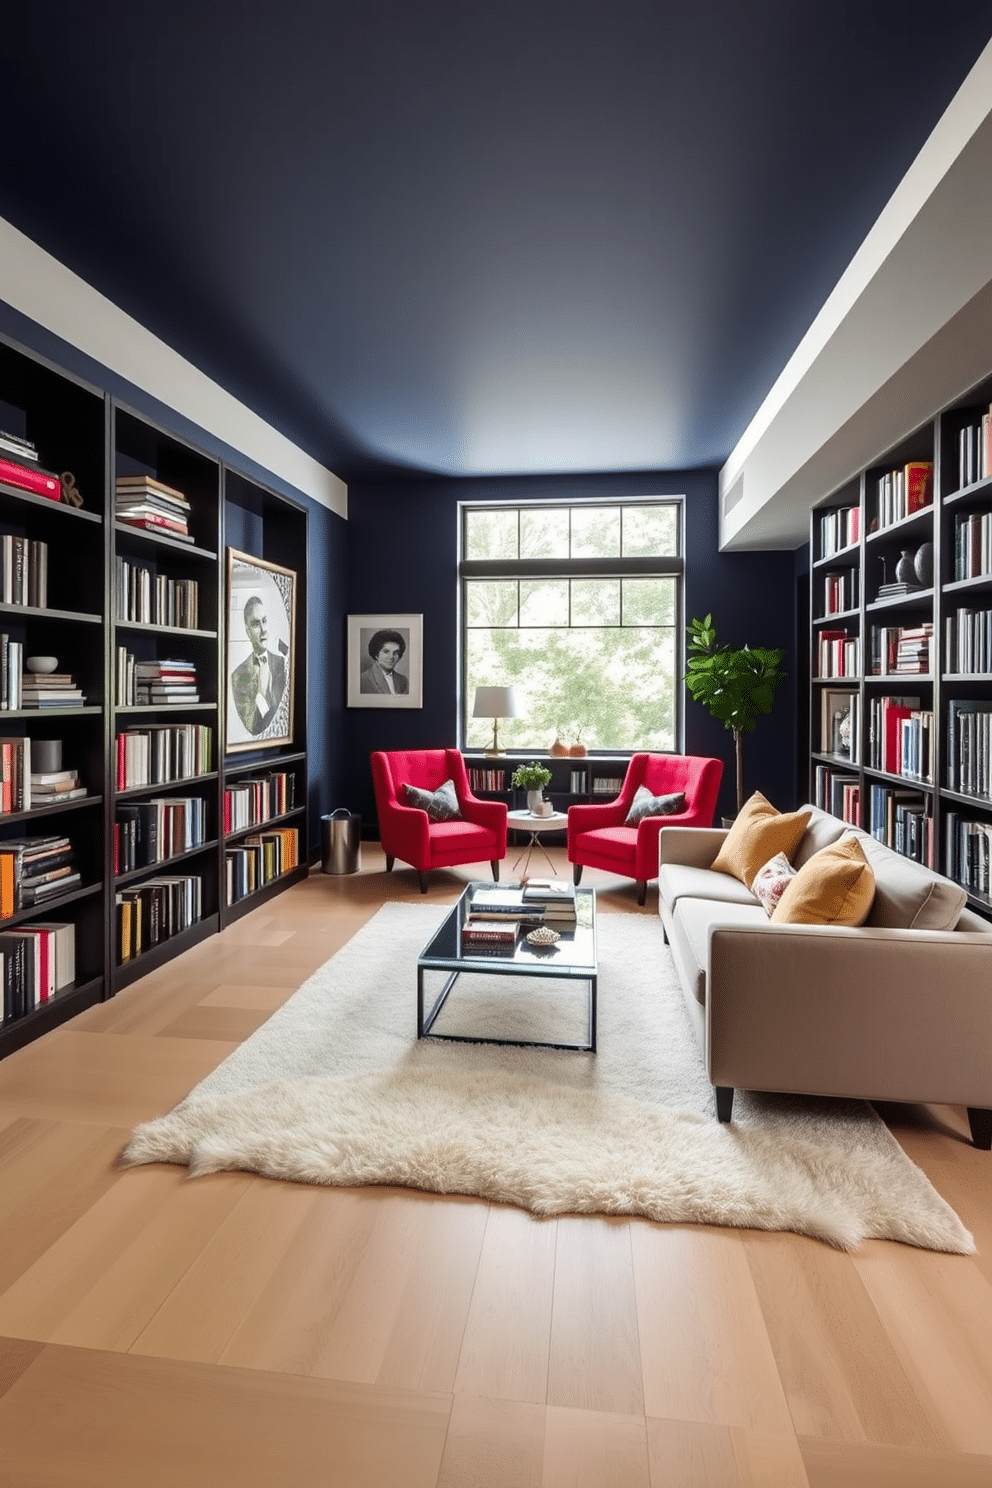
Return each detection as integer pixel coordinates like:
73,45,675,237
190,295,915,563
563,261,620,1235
905,461,934,512
883,704,915,774
0,456,61,500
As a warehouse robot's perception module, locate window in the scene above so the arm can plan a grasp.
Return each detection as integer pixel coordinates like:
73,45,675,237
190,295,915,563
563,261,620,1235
459,499,683,752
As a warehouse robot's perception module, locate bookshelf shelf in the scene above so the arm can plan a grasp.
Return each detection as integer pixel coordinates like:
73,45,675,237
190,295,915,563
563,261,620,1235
808,369,992,913
0,326,309,1058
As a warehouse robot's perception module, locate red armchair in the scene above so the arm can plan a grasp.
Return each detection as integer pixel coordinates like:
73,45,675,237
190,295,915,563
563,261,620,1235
568,753,723,905
370,748,508,893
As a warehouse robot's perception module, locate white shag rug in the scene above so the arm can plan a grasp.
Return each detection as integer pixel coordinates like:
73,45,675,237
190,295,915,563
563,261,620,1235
121,902,973,1253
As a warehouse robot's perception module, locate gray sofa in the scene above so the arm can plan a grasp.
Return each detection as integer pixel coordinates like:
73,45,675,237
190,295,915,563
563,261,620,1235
657,805,992,1147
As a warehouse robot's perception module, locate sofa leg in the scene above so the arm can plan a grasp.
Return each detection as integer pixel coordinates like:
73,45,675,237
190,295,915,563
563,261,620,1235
418,871,429,894
967,1107,992,1150
573,864,583,886
715,1086,734,1123
490,859,500,882
636,880,647,906
385,854,395,873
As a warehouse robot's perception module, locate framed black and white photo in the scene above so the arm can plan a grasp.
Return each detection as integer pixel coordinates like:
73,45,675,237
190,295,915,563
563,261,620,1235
347,613,423,708
226,548,296,752
820,687,858,761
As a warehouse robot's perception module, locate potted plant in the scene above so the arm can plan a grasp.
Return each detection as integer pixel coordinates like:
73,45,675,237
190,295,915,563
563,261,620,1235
684,614,786,817
511,760,553,814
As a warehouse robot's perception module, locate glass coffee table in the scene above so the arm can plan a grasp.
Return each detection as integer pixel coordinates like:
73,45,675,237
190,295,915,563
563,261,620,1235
417,883,598,1052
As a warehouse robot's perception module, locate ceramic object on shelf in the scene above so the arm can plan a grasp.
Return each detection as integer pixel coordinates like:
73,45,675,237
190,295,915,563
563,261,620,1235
894,549,917,584
914,541,934,586
26,656,58,673
549,735,569,757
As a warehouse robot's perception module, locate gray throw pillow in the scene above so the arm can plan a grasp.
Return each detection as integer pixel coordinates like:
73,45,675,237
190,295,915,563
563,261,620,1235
624,784,686,826
403,778,463,822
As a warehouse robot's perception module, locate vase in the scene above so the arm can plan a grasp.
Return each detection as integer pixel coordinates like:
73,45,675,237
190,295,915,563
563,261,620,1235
914,541,933,586
526,788,544,814
549,736,568,757
895,548,917,584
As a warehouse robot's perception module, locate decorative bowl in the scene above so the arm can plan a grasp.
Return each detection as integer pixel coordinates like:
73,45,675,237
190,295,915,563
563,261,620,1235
526,926,560,947
26,656,58,673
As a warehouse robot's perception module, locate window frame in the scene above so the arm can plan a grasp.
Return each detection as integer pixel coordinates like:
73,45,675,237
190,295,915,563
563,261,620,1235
457,496,685,754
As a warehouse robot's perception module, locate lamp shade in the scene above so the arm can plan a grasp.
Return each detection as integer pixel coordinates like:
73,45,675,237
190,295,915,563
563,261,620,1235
472,685,517,719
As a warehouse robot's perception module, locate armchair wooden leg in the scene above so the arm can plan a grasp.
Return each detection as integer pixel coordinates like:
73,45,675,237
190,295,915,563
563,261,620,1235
418,871,429,894
636,880,647,906
490,860,500,881
715,1086,734,1123
967,1107,992,1150
572,865,583,886
385,854,395,872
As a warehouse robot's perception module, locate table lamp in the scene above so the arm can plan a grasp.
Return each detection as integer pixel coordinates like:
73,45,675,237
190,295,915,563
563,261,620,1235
473,685,517,757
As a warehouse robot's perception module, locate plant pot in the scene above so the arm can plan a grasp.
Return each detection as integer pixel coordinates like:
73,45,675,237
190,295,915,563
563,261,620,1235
526,789,545,814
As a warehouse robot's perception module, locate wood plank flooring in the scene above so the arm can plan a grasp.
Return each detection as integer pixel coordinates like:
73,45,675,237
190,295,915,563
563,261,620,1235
1,844,990,1486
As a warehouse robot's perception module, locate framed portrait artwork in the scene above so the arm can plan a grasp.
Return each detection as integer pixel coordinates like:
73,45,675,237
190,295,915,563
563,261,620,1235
225,548,296,752
347,613,423,708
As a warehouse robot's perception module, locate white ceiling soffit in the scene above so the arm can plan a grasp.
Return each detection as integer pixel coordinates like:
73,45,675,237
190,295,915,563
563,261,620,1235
0,216,348,519
720,35,992,553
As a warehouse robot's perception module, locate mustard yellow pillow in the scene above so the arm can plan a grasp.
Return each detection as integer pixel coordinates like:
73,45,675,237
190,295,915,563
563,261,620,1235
771,833,875,926
711,791,811,887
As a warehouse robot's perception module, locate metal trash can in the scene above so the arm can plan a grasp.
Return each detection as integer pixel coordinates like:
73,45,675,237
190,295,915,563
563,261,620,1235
320,809,362,874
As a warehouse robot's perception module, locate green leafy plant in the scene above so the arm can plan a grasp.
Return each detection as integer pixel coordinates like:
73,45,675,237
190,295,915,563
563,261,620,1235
684,615,786,815
511,761,553,789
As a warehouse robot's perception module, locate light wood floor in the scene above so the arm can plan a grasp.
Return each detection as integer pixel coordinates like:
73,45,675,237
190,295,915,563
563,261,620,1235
1,843,991,1487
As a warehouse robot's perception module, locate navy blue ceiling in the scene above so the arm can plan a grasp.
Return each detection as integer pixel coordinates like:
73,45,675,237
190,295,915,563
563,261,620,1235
2,2,991,484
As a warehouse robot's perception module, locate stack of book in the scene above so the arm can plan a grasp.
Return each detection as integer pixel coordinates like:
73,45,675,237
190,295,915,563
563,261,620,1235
468,885,534,921
0,430,61,502
0,834,80,915
20,670,86,709
30,763,86,806
520,876,578,926
0,922,75,1023
134,659,199,705
460,916,519,952
115,475,193,543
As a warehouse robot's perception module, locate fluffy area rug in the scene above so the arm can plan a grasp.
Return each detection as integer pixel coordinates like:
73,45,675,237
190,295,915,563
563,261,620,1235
121,902,973,1253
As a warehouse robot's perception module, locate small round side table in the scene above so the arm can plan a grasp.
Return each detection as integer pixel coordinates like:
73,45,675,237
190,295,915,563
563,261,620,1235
506,808,569,877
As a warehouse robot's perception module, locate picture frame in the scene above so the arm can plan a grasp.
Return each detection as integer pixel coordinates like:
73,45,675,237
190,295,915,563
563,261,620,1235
347,613,423,708
225,548,296,752
820,687,858,761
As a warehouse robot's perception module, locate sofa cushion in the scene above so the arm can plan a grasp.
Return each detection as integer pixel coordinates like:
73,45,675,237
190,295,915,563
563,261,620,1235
658,862,759,916
625,784,686,825
402,778,462,822
791,804,851,868
771,833,875,926
750,851,797,917
711,791,811,887
670,896,768,1006
857,834,968,931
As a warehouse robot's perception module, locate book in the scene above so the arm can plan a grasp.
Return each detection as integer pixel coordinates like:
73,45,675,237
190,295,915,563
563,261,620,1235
0,456,61,500
461,916,519,944
115,474,191,505
116,516,195,544
0,429,38,461
905,461,934,512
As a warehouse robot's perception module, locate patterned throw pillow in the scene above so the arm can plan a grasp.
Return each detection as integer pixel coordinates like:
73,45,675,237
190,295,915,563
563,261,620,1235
624,785,686,826
402,778,463,822
750,851,797,917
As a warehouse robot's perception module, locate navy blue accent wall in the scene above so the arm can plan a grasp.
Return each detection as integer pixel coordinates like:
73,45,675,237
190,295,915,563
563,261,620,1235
0,299,349,854
343,469,799,828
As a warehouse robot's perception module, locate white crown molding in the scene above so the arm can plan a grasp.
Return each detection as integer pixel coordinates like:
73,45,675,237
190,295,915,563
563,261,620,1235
0,215,348,519
720,35,992,551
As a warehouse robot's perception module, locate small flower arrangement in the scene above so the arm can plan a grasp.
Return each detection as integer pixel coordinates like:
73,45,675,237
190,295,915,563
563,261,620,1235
511,761,552,789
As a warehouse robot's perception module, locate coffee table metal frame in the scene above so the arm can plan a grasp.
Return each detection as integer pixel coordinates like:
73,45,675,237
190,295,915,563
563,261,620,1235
416,883,597,1052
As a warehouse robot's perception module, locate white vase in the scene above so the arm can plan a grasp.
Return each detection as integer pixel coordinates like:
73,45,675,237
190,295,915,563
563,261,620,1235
527,788,544,814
